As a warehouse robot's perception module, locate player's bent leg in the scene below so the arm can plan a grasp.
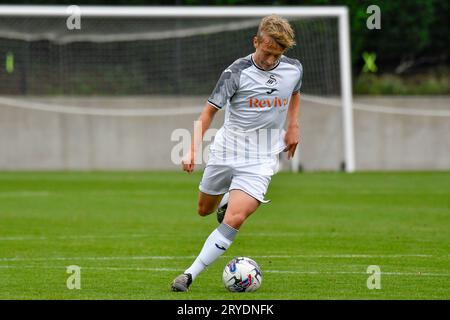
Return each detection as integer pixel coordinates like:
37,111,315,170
216,191,229,223
172,221,238,292
171,189,260,292
197,192,224,217
171,177,262,292
223,189,260,230
198,163,232,217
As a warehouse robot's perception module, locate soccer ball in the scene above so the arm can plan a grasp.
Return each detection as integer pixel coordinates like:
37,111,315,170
222,257,263,292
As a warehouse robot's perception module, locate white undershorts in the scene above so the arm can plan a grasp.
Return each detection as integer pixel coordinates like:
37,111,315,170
198,153,280,203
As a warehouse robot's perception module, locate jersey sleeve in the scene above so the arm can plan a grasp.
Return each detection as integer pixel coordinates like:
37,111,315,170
207,67,239,110
293,60,303,93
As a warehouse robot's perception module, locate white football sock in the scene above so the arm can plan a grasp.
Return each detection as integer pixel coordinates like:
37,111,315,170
185,222,238,280
219,192,230,208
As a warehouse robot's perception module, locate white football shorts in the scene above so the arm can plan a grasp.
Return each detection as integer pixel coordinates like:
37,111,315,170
198,153,280,203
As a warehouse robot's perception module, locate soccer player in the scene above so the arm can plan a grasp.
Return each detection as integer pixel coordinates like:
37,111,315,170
171,14,302,292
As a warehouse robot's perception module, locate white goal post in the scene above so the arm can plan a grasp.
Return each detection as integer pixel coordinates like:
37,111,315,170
0,5,355,173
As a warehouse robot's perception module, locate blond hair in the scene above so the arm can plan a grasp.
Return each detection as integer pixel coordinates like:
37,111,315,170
257,14,296,51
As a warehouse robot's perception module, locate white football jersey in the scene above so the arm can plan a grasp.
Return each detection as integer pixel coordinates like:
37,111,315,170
207,53,303,161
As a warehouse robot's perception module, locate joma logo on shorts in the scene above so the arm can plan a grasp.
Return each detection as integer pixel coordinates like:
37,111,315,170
248,96,289,108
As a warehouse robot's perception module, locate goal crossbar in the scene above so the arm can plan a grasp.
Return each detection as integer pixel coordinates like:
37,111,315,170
0,6,347,18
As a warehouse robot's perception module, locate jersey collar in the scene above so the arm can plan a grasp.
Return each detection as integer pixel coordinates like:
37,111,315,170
251,54,281,72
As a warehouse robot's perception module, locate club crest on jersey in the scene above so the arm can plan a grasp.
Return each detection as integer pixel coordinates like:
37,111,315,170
265,74,277,87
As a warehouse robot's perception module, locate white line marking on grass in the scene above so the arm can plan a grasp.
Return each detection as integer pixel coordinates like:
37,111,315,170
0,255,196,262
265,270,450,277
89,267,184,272
253,254,436,258
0,190,189,197
0,232,308,241
0,265,184,272
0,191,50,197
1,265,449,277
0,234,149,241
21,190,178,199
0,254,445,262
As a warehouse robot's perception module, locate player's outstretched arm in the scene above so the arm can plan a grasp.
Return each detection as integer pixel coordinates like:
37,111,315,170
182,102,219,173
284,91,301,160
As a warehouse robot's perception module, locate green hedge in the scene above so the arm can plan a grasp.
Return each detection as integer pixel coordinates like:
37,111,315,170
355,70,450,95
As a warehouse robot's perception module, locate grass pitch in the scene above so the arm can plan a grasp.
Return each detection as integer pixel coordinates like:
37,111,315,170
0,171,449,299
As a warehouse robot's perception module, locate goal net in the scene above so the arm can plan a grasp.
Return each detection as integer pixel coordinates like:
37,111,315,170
0,6,354,171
